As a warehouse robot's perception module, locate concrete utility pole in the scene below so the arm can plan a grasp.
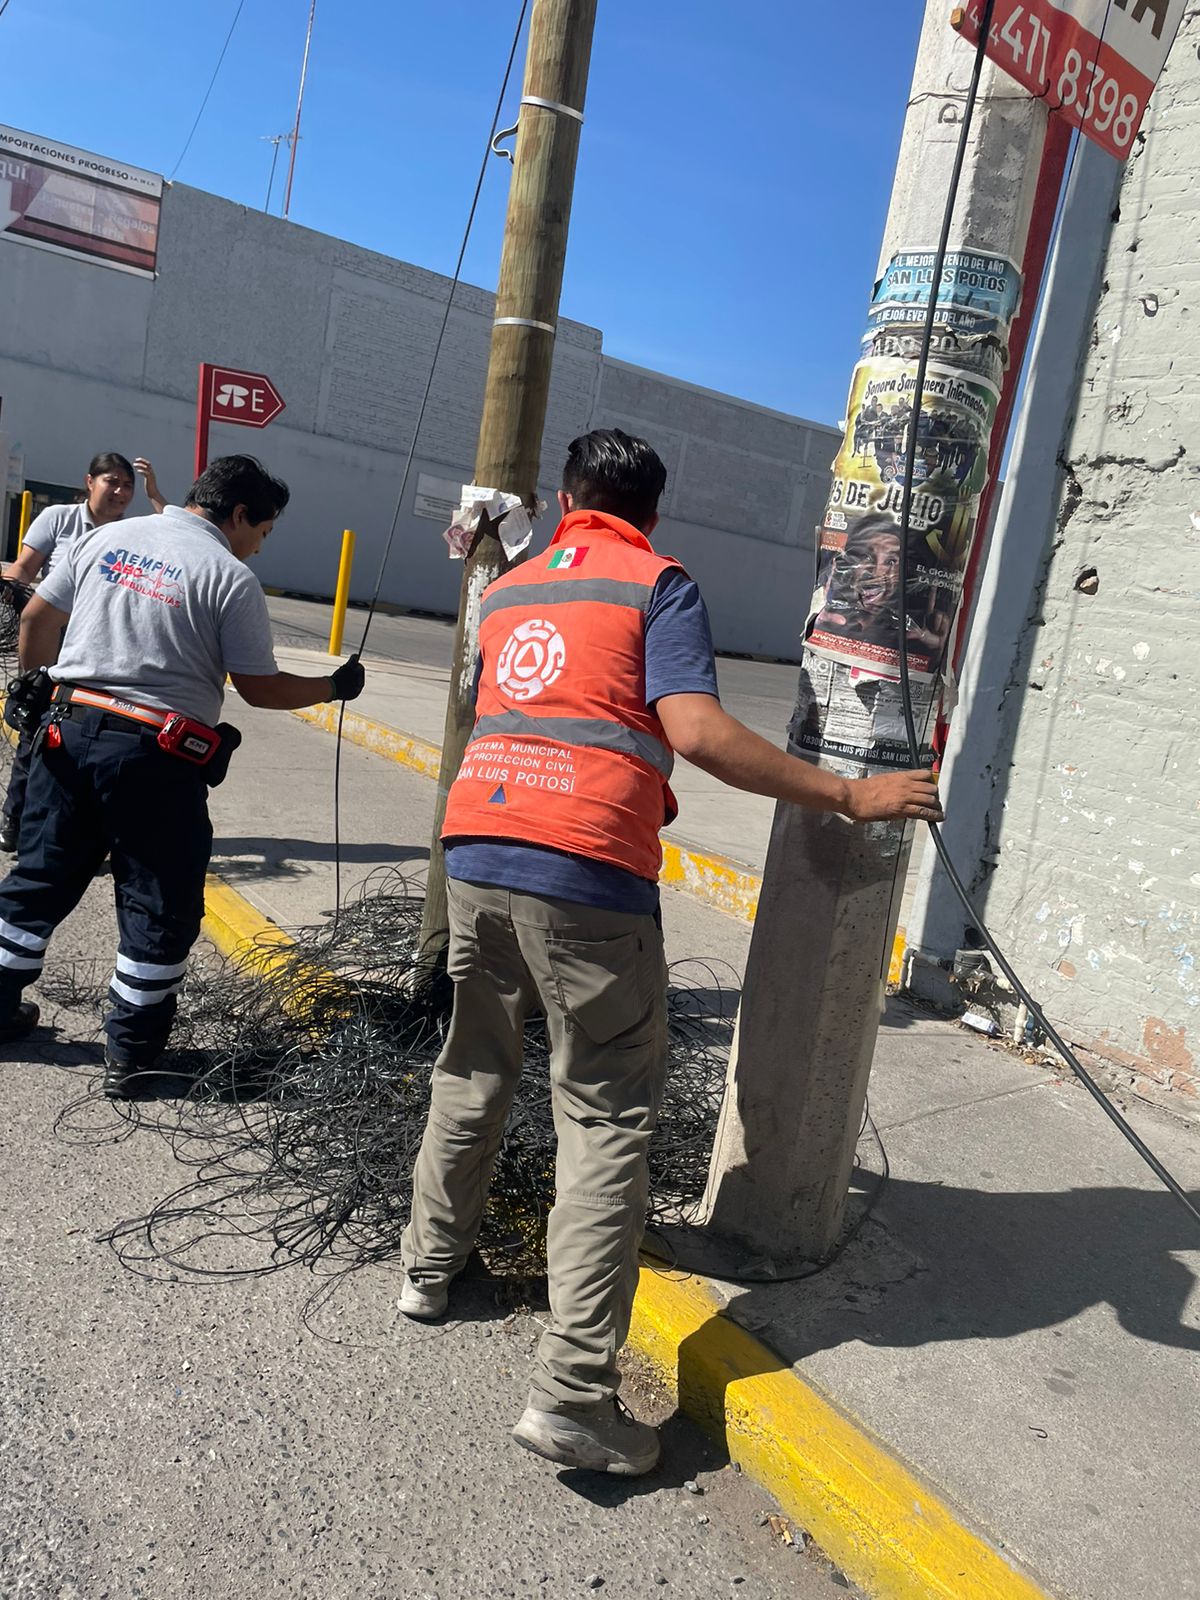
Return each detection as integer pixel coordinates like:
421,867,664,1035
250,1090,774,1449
418,0,599,962
700,1,1053,1264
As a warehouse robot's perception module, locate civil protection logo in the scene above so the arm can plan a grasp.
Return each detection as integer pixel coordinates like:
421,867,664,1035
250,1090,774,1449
495,618,566,703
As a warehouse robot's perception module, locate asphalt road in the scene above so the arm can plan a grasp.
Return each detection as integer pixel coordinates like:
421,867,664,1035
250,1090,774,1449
0,866,853,1600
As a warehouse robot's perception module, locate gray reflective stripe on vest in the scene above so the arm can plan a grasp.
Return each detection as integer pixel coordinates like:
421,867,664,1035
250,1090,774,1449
471,710,673,779
479,577,654,622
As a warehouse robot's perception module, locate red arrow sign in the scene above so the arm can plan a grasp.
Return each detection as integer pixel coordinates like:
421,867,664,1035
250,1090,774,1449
194,362,286,477
205,365,285,428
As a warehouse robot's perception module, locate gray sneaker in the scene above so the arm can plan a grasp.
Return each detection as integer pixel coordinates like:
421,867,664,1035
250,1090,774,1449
398,1275,448,1321
512,1398,660,1476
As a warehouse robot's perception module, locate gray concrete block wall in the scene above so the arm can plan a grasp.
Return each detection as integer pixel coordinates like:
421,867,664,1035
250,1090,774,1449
977,15,1199,1096
0,166,834,661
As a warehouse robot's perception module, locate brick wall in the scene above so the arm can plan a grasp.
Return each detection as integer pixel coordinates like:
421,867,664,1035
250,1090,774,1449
983,13,1199,1097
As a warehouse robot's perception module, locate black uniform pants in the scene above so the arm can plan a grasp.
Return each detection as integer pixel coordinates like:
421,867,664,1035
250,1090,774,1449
0,707,213,1062
2,730,34,824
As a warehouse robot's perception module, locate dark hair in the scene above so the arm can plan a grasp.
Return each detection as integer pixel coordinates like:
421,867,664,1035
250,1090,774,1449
562,429,666,528
80,452,135,500
185,454,290,525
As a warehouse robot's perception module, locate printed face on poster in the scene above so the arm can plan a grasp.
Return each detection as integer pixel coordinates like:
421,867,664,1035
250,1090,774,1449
807,356,999,680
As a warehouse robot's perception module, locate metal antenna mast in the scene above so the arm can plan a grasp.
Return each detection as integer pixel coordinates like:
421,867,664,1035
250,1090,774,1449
262,133,288,212
281,0,316,219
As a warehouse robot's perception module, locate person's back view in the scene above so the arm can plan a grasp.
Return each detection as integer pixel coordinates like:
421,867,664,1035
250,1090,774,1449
399,430,942,1476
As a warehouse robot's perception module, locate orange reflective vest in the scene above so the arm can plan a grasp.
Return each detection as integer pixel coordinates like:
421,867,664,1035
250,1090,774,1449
441,509,684,881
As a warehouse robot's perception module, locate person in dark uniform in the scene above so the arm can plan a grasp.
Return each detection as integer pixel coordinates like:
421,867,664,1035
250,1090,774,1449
0,455,365,1093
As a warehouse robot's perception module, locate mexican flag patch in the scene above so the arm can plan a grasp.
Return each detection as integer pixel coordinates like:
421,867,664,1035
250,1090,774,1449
548,546,586,570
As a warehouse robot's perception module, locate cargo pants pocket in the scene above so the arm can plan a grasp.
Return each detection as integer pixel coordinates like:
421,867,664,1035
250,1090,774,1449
545,930,651,1046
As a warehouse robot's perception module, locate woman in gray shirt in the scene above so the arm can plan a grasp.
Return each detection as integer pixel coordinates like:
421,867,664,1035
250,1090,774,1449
0,452,165,848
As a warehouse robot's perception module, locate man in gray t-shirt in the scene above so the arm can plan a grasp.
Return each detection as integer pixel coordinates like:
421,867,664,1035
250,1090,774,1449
41,502,283,727
0,456,366,1095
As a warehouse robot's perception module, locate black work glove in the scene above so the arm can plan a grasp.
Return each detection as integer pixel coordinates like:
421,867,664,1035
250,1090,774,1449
328,653,365,702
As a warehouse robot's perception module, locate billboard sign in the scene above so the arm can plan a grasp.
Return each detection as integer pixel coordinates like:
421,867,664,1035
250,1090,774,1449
0,124,162,278
952,0,1187,161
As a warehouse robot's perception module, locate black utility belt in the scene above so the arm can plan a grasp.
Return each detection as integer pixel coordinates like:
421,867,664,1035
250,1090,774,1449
46,682,243,785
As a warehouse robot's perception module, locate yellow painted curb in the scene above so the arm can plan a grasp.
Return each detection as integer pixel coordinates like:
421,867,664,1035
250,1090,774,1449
292,702,443,781
630,1269,1049,1600
286,701,910,977
658,837,761,922
202,875,296,976
202,875,341,1023
198,873,1043,1600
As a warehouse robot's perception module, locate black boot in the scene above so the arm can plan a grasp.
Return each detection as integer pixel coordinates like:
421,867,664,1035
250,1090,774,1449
103,1049,160,1099
0,815,19,853
0,1001,39,1043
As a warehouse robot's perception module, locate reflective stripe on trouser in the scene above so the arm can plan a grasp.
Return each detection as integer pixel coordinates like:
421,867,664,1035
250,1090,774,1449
0,708,212,1061
401,878,668,1413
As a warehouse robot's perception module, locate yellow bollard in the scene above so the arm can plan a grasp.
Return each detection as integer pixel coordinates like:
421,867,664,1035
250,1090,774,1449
327,528,356,657
16,490,32,553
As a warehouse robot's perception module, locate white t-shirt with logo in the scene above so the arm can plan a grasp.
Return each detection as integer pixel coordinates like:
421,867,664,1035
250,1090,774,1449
38,504,279,726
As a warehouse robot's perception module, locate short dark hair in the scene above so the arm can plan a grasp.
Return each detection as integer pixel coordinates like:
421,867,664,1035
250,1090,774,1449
562,429,666,528
85,452,135,487
186,455,290,525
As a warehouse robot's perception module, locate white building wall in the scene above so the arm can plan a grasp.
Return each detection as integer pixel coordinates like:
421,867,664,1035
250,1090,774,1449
0,174,839,661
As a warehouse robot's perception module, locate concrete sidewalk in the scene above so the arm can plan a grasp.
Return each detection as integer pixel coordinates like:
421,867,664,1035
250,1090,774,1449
206,687,1200,1600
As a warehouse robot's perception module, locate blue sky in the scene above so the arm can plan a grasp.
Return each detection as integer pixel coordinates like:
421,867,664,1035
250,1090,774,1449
1,0,923,424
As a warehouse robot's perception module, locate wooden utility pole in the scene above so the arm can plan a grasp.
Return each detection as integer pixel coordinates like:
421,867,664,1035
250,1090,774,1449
699,1,1059,1265
418,0,599,961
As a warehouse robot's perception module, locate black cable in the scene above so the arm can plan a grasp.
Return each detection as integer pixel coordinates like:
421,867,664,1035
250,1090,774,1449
42,883,741,1300
169,0,247,181
893,1,1200,1232
329,0,531,913
356,0,530,654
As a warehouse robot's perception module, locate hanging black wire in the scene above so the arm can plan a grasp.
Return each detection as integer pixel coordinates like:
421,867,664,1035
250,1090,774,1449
331,0,531,912
169,0,247,181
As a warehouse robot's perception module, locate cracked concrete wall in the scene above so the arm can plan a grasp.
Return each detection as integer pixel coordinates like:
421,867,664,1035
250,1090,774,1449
982,11,1199,1097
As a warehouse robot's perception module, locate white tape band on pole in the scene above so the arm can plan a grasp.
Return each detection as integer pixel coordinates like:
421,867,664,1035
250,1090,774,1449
520,95,584,123
493,316,556,334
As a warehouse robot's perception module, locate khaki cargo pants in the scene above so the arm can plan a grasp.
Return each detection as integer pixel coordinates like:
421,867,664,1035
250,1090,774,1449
401,877,668,1413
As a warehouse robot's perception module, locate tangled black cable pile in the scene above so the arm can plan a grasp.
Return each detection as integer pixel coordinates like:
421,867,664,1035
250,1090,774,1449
47,868,736,1292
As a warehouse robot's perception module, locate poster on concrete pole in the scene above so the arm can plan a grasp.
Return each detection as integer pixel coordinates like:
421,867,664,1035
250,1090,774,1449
806,357,1000,680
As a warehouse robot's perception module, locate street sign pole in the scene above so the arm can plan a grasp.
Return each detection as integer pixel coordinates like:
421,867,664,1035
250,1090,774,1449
194,362,214,481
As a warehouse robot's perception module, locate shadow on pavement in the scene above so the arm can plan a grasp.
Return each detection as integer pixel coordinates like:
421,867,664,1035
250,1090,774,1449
212,836,428,879
669,1174,1200,1437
